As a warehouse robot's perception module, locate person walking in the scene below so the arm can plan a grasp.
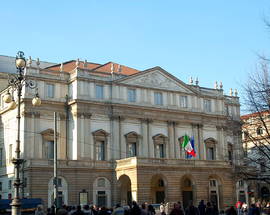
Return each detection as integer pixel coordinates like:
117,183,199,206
205,202,214,215
112,204,125,215
35,205,46,215
147,204,156,215
185,201,199,215
130,201,141,215
141,203,148,215
198,200,206,215
72,206,84,215
169,203,183,215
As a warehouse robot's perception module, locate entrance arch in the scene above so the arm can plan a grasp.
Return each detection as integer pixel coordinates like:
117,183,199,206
150,175,167,203
118,175,132,206
48,176,68,207
181,177,193,209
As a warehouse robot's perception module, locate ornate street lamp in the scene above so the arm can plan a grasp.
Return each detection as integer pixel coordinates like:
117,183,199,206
4,51,41,215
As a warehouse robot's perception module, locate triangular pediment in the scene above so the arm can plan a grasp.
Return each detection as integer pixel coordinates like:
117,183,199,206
118,67,194,93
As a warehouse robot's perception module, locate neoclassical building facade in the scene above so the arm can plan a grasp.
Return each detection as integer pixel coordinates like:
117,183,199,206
0,56,244,209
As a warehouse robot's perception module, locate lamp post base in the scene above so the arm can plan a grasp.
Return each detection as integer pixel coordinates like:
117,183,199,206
11,198,21,215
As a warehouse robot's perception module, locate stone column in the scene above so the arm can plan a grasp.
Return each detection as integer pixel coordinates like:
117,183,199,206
167,121,174,158
140,119,149,157
148,119,154,158
59,113,67,159
83,113,92,159
110,115,120,160
198,124,204,160
119,116,125,159
216,126,224,160
174,122,180,159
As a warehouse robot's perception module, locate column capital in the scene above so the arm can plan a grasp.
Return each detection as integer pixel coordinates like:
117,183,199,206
140,118,153,124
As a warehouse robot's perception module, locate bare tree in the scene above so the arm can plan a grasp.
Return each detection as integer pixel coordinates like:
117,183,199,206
241,59,270,184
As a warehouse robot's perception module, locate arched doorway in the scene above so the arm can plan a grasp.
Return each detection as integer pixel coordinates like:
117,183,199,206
182,178,193,209
150,175,166,203
118,175,132,206
93,177,111,207
48,176,68,207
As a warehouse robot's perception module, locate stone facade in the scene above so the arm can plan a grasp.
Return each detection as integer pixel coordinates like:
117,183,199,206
0,57,243,209
241,112,270,203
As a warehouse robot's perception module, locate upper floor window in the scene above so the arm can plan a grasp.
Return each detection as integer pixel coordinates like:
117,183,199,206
205,138,217,160
207,147,215,160
45,141,54,159
125,132,139,158
128,142,137,157
180,96,188,108
0,182,2,191
153,134,167,158
41,129,55,160
204,99,211,112
257,127,263,135
46,83,55,98
96,141,105,161
96,85,104,99
238,180,244,187
154,92,163,105
92,129,109,161
128,89,136,102
210,179,217,187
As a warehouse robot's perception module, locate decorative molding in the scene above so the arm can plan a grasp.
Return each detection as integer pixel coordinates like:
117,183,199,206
123,71,191,93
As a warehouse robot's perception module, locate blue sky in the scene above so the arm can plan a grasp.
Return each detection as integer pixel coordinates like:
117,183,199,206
1,0,270,104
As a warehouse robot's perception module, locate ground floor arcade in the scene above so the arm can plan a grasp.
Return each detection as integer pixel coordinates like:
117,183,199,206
18,157,237,209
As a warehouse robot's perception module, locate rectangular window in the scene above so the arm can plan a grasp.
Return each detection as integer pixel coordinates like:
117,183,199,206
156,144,165,158
0,148,2,166
97,141,105,161
46,141,54,159
210,180,216,187
204,99,211,112
128,89,136,102
9,144,12,163
46,83,55,98
128,143,137,157
154,92,163,105
8,180,12,189
0,182,2,191
180,96,188,108
207,147,215,160
96,85,104,99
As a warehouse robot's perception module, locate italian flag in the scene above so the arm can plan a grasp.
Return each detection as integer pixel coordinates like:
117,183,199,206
182,135,196,157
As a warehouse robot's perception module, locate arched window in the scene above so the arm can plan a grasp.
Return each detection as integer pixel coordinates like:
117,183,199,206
209,178,219,209
92,130,109,161
125,132,140,158
205,138,217,160
153,134,168,158
41,129,55,159
48,176,68,207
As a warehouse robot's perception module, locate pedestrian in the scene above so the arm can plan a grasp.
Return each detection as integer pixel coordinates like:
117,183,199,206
205,202,214,215
247,204,260,215
57,209,68,215
73,206,84,215
35,205,46,215
198,200,206,215
147,204,156,215
130,201,141,215
185,201,199,215
112,203,125,215
83,205,93,215
226,206,237,215
160,203,166,215
141,203,148,215
169,203,183,215
241,203,248,215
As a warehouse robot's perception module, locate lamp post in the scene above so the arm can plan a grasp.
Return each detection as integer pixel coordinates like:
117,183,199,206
4,51,41,215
